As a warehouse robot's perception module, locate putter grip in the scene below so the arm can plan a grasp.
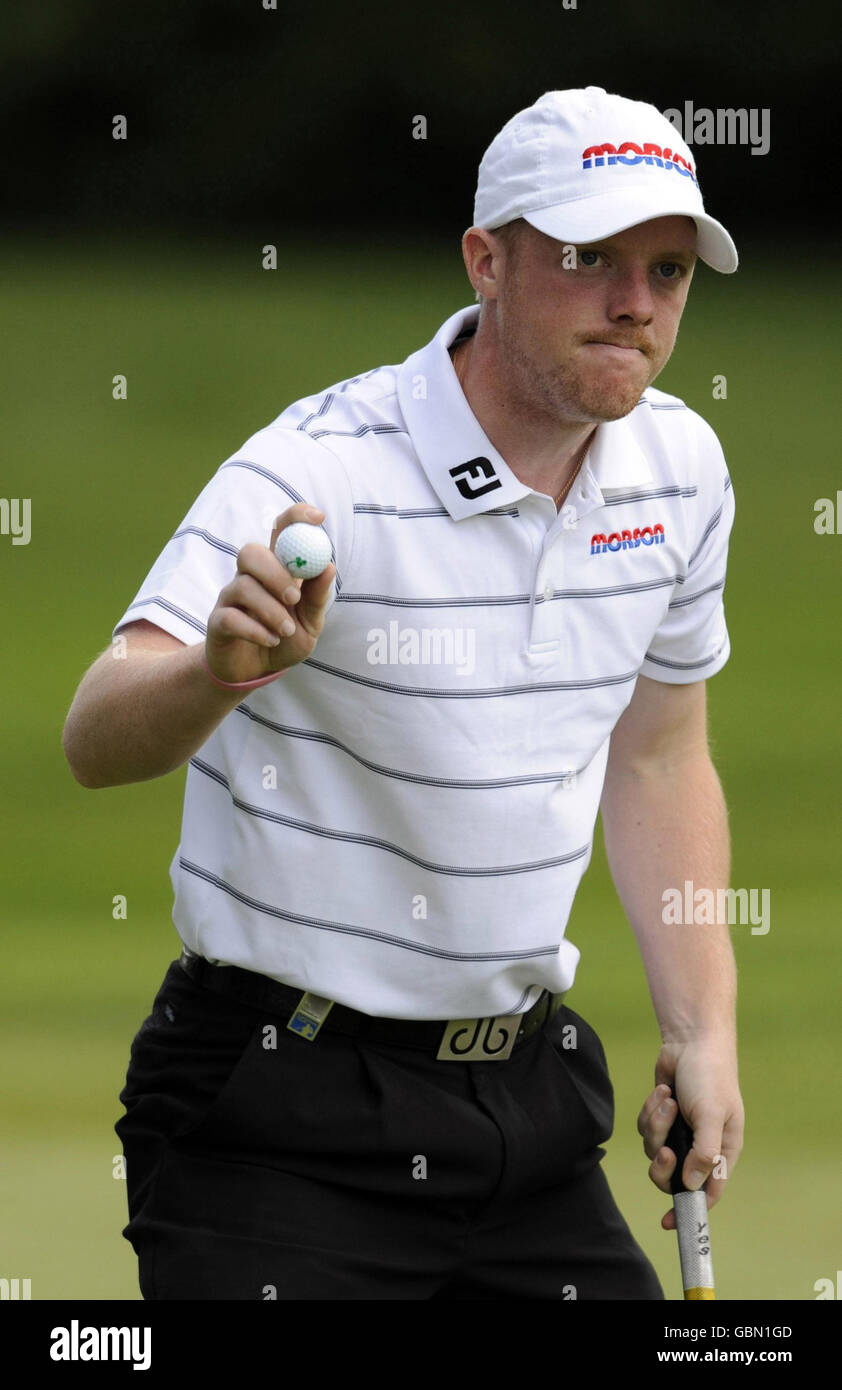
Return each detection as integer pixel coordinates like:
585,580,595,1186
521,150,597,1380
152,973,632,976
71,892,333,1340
665,1088,715,1299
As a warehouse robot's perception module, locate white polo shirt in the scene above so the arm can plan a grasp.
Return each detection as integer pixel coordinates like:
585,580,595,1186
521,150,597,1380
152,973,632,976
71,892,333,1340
113,304,735,1020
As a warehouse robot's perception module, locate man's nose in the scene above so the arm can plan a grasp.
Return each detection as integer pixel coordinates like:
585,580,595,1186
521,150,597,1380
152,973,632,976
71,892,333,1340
606,268,655,324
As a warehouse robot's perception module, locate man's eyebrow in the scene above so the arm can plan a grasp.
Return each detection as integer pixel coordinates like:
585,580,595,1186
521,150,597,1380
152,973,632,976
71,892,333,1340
572,242,697,259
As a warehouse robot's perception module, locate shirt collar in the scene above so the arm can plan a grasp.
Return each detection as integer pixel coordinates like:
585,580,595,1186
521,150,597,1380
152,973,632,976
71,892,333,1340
585,411,653,492
397,304,653,520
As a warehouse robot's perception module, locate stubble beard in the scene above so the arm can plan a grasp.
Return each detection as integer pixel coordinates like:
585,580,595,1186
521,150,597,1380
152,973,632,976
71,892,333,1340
498,316,654,426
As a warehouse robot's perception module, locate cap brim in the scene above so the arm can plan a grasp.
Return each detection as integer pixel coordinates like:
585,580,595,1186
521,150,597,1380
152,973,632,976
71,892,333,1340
523,189,738,273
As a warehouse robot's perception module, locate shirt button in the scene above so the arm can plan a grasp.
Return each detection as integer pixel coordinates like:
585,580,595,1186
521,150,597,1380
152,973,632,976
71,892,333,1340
543,581,554,600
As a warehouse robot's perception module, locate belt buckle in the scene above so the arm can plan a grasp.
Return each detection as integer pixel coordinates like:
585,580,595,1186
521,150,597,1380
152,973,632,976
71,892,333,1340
436,1013,524,1062
287,992,334,1040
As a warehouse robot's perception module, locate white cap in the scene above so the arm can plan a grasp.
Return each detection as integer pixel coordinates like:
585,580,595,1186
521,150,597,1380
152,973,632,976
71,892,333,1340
473,86,738,273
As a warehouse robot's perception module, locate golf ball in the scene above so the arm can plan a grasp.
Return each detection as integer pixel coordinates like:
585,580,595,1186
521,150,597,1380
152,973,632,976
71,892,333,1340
274,521,333,579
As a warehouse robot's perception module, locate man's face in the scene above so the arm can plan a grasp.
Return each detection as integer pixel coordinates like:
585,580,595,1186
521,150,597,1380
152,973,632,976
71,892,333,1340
487,216,697,424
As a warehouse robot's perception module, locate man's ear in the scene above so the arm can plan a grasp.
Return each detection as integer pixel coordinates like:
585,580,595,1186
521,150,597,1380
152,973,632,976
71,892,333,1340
462,227,504,303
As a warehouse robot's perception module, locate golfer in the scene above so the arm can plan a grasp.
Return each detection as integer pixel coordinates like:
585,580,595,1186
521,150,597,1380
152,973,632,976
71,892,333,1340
63,85,745,1300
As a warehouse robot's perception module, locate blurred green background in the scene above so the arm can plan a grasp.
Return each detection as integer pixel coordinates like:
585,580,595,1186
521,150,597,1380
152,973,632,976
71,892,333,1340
1,233,840,1300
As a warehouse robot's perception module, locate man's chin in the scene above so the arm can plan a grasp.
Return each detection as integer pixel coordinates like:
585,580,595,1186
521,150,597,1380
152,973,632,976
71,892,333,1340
575,385,646,422
553,362,653,423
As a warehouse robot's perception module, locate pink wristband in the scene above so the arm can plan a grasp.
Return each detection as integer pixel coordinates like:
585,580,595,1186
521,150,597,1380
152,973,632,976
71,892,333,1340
199,650,286,691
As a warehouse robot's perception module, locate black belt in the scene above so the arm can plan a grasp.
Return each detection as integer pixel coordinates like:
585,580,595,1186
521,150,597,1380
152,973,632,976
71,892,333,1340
178,950,566,1058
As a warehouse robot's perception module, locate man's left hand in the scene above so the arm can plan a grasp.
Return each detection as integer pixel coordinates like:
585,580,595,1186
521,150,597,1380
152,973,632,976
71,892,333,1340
637,1041,744,1230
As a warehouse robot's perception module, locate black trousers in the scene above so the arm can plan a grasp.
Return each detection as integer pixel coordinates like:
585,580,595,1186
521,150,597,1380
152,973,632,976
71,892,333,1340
115,957,663,1300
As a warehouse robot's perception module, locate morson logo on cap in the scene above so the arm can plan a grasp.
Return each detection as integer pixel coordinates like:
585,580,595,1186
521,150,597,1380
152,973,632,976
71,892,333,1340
582,142,697,184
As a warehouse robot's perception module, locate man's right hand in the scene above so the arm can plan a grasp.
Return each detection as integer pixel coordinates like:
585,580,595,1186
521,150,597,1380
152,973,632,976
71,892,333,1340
205,503,336,684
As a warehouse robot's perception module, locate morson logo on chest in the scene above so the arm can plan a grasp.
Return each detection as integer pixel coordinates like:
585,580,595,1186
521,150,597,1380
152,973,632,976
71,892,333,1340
591,524,665,555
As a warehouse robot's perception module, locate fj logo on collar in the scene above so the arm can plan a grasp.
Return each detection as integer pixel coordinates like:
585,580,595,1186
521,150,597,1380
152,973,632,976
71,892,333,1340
437,1013,524,1061
287,992,334,1040
449,457,503,500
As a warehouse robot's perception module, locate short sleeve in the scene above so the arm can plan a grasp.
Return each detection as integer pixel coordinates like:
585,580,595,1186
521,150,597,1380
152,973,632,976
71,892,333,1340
111,425,357,646
640,425,735,684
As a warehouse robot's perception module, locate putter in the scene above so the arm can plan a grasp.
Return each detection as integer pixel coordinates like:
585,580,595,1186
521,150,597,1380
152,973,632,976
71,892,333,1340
665,1087,716,1299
